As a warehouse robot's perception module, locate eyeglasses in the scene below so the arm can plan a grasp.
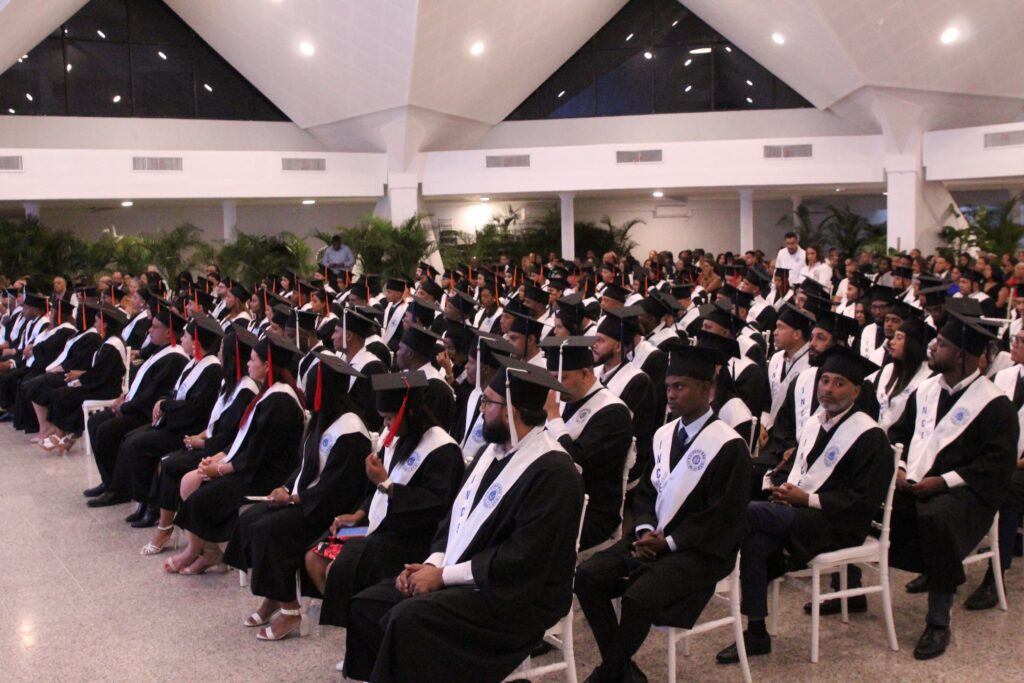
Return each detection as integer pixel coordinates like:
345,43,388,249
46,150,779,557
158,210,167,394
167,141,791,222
479,397,507,407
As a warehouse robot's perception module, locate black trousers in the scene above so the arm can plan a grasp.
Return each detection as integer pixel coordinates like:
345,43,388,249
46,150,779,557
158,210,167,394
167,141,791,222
157,449,203,512
999,470,1024,572
122,426,186,505
88,409,146,492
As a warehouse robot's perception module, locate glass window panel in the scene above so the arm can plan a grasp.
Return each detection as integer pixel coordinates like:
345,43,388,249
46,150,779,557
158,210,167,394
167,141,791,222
594,49,653,117
66,40,132,117
128,0,193,45
653,46,712,113
507,52,595,120
590,1,652,50
775,79,812,109
130,44,194,117
653,3,718,47
194,43,255,120
0,38,67,115
252,92,289,122
714,46,777,111
65,0,129,43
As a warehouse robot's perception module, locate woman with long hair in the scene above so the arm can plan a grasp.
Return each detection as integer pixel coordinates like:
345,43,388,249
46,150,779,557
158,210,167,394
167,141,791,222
983,264,1010,316
140,325,260,556
871,316,933,429
225,352,372,641
165,332,305,575
304,370,464,635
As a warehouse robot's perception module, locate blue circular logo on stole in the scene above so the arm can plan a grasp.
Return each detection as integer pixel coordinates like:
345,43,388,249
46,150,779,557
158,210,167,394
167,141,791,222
320,434,335,452
576,408,592,424
686,450,706,471
951,408,970,426
824,447,840,467
404,452,420,470
473,424,484,441
482,483,503,508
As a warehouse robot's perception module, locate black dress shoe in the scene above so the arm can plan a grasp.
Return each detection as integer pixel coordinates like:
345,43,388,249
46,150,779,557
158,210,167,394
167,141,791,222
124,503,147,523
0,411,13,422
804,595,868,615
86,491,130,508
83,483,107,498
716,631,771,664
530,641,553,657
964,578,1000,610
905,574,929,593
131,510,160,529
913,624,950,660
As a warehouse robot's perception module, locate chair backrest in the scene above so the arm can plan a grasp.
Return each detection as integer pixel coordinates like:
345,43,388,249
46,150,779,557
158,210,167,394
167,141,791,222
121,346,132,394
876,443,903,550
574,494,589,554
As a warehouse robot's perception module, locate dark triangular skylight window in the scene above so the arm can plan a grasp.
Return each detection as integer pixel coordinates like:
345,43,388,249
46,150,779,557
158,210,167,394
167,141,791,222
0,0,288,122
506,0,811,121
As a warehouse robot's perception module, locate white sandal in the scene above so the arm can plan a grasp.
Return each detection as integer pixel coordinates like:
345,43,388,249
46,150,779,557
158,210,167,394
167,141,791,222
256,608,304,641
140,525,176,556
244,606,278,627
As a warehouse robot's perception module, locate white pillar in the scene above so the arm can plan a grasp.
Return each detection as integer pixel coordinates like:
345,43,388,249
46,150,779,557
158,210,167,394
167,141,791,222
222,200,238,244
560,192,575,259
23,202,39,220
790,195,802,213
387,173,420,224
739,189,754,253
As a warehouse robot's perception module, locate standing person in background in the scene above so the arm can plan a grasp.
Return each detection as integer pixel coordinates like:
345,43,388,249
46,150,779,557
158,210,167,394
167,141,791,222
804,245,833,290
321,235,356,272
775,232,807,285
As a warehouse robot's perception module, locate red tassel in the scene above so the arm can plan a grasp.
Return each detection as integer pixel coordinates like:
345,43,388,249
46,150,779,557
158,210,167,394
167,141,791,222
194,334,203,360
314,363,323,412
382,377,410,448
235,337,242,381
267,348,274,385
169,319,176,347
99,313,105,338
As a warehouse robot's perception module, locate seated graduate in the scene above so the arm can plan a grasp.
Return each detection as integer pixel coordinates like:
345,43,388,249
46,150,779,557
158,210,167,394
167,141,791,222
225,352,373,641
699,301,769,428
717,345,893,665
394,323,456,430
166,332,306,575
14,301,102,434
454,330,516,463
83,305,190,507
575,343,751,683
695,331,758,447
887,310,1018,660
763,303,814,433
304,370,464,634
33,303,128,452
331,306,389,432
862,313,932,430
140,326,260,556
342,359,585,683
119,314,224,529
540,335,634,552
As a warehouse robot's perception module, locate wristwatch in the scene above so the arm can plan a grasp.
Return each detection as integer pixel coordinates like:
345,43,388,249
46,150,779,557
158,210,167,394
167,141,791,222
377,479,394,496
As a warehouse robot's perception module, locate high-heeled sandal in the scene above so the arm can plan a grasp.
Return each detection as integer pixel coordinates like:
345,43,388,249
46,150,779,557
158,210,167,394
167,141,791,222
140,525,176,556
244,605,279,627
180,553,228,576
38,435,64,452
163,553,195,574
256,608,304,641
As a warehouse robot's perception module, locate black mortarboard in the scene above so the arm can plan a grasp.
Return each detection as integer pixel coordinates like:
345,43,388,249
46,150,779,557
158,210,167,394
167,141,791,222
945,297,984,318
408,296,440,326
419,262,439,279
893,265,914,280
386,277,409,293
540,335,596,375
153,305,187,340
271,304,292,328
938,310,996,357
346,283,370,301
419,278,443,301
400,323,442,357
51,297,75,324
800,278,828,299
508,310,545,339
898,315,932,345
848,272,871,291
191,289,215,312
819,345,878,384
744,266,772,288
701,301,744,336
601,282,630,303
812,310,859,344
695,329,740,359
337,307,376,339
491,356,569,414
448,290,478,317
666,342,721,382
86,302,129,333
373,370,428,413
523,284,549,306
294,309,318,332
887,300,917,321
960,269,984,284
230,282,251,302
778,303,815,336
22,291,48,310
869,285,896,304
255,332,300,383
229,324,259,380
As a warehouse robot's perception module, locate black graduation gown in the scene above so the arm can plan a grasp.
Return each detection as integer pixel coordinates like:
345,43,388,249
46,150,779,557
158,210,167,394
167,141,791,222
730,358,770,422
450,377,477,445
318,432,465,626
224,425,372,602
0,325,75,409
554,389,634,550
175,389,305,542
604,364,658,484
887,382,1018,591
424,375,457,434
365,339,392,368
344,448,585,683
637,346,668,422
156,382,257,512
123,315,151,350
49,340,126,434
346,355,387,432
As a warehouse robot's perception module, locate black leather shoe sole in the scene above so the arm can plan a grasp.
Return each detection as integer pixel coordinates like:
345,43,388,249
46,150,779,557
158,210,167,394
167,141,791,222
913,626,950,660
964,582,999,611
86,493,129,508
716,635,771,664
804,596,868,615
905,575,929,593
131,513,159,529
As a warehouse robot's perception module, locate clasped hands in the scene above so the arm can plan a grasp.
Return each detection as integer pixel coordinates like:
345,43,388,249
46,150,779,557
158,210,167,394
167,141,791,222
769,482,810,507
632,529,668,561
895,469,947,498
396,563,444,596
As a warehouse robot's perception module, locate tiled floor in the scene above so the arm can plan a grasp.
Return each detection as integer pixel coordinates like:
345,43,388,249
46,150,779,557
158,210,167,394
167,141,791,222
1,421,1020,682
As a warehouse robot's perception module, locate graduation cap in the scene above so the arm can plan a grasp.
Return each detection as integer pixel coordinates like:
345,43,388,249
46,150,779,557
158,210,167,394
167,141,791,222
744,266,772,289
355,304,385,326
601,282,630,303
228,281,251,303
721,283,753,310
522,283,549,306
471,329,516,368
847,272,871,291
229,324,260,381
447,289,478,318
695,329,741,360
22,291,48,310
898,314,932,346
189,313,224,359
51,297,75,325
400,323,442,357
335,307,377,345
153,305,187,346
546,277,570,292
419,262,439,279
777,303,815,336
419,278,443,301
960,268,984,284
408,296,440,326
774,267,791,290
346,282,370,302
77,299,99,331
75,285,99,300
818,344,878,384
869,285,896,304
892,265,914,280
598,306,644,362
666,342,721,382
310,351,364,412
86,302,129,336
507,309,545,340
255,332,300,384
701,301,745,336
812,310,860,345
386,277,409,293
294,308,319,333
670,282,694,301
190,288,215,312
799,277,829,300
555,294,588,334
540,335,596,379
271,304,293,328
945,296,984,318
886,300,917,322
491,356,570,444
373,370,428,446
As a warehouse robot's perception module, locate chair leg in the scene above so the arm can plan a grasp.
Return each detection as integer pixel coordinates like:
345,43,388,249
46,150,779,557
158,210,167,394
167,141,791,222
811,567,821,663
681,631,690,657
732,578,752,683
880,566,899,652
563,615,578,683
239,568,249,587
989,516,1008,611
840,565,849,624
666,629,677,683
768,578,780,636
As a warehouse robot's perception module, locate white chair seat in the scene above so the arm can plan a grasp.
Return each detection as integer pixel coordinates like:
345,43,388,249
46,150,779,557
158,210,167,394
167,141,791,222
807,537,879,567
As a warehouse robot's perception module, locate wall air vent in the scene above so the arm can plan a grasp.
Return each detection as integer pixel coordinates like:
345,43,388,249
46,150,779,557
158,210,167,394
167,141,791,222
616,149,663,163
485,154,530,168
763,144,813,159
984,130,1024,149
0,155,23,171
132,156,183,171
282,157,327,171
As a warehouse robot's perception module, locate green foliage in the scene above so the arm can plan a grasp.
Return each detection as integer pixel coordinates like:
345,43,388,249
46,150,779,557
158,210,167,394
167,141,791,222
939,197,1024,257
216,230,311,285
818,205,887,256
144,223,206,278
0,217,89,282
335,214,431,277
777,204,827,246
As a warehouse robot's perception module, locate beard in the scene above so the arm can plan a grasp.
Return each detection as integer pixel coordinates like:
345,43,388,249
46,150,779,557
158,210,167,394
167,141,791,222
482,417,511,444
594,349,616,366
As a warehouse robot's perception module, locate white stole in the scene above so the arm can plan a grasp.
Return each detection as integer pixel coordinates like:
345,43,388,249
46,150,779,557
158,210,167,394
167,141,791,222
873,363,932,430
906,375,1003,482
787,411,876,491
121,311,149,341
601,362,644,415
793,366,819,437
460,388,488,464
382,301,408,343
651,419,737,529
367,425,455,533
993,367,1024,458
172,355,220,400
564,387,625,439
206,376,259,434
291,413,369,493
223,383,301,462
27,323,75,367
767,346,809,426
126,344,187,400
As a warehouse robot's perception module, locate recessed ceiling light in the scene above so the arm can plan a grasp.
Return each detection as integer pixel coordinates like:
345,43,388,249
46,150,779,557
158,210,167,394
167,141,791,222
66,64,72,72
204,83,213,92
671,20,679,27
643,51,653,59
299,41,315,57
746,97,753,103
625,33,634,42
684,84,692,92
557,90,565,98
7,109,14,114
652,191,664,198
772,32,786,45
940,27,960,44
689,47,711,54
470,41,485,56
96,29,106,39
24,93,32,101
724,46,732,52
684,58,692,66
157,51,167,60
480,197,490,202
835,187,842,192
121,201,133,207
112,95,121,103
63,28,68,34
883,192,888,196
746,79,753,86
302,199,316,205
21,54,28,59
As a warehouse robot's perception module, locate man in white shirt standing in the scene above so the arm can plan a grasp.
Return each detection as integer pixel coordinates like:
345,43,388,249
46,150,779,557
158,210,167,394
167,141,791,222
774,232,807,286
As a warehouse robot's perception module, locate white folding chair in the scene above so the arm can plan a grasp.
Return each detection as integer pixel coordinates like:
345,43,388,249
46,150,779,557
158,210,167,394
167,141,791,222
578,444,635,564
659,553,751,683
503,495,589,683
768,444,902,663
80,345,131,458
962,511,1008,611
